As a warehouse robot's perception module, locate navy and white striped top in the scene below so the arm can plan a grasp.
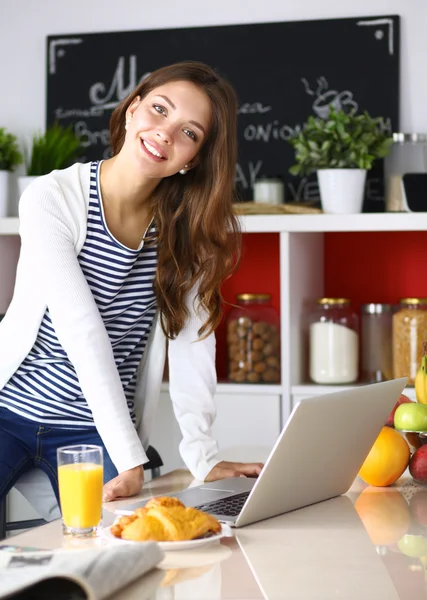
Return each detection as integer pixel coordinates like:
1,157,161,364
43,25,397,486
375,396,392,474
0,161,158,428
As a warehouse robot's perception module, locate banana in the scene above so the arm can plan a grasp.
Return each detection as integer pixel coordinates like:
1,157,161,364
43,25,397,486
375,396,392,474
415,344,427,404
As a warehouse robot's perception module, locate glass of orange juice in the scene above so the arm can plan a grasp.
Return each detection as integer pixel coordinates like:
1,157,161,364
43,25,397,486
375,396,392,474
57,444,103,537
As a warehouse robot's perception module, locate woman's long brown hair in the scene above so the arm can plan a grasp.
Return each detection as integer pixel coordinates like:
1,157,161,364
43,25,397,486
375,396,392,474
110,61,241,339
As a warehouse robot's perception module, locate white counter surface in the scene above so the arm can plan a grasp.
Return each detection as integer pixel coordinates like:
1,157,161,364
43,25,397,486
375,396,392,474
6,469,427,599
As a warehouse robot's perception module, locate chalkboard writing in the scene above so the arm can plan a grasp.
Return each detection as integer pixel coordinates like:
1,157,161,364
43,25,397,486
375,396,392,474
47,15,400,211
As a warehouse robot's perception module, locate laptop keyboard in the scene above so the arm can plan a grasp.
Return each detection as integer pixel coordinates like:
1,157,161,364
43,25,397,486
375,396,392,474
195,491,250,517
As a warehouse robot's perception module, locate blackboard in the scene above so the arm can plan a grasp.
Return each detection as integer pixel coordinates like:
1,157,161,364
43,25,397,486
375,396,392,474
46,15,400,212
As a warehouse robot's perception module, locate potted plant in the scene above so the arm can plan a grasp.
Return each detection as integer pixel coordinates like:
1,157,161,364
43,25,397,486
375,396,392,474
19,122,81,196
288,107,393,214
0,128,23,217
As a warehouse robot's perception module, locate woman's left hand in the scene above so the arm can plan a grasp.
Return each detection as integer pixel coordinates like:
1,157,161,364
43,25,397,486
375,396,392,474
205,460,264,482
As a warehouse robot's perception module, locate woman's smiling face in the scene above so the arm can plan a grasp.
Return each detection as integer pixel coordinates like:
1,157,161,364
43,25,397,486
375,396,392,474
123,80,212,178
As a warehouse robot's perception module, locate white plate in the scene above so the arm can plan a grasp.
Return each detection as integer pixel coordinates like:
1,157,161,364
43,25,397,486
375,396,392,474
101,523,231,551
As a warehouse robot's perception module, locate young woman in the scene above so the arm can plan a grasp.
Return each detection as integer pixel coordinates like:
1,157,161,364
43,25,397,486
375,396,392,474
0,61,263,510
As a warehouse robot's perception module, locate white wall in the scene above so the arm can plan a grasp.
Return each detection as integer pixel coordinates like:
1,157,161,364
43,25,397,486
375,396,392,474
1,0,426,138
0,0,425,310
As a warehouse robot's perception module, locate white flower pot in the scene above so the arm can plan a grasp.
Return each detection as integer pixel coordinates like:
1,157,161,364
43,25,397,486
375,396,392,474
17,175,38,198
0,170,10,217
317,169,367,214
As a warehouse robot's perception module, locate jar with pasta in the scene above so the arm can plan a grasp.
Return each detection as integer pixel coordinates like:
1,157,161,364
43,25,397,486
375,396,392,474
226,293,280,384
393,298,427,385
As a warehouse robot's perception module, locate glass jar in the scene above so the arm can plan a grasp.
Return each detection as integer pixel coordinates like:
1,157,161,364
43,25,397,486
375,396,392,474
226,293,280,384
384,133,427,212
392,298,427,385
308,298,359,384
253,176,285,204
361,303,393,383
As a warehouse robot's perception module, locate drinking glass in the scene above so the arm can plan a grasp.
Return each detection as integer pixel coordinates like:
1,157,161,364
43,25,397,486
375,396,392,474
57,444,103,537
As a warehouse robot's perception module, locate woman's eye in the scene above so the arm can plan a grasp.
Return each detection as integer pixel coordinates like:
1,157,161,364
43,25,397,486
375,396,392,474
183,128,197,141
153,104,166,115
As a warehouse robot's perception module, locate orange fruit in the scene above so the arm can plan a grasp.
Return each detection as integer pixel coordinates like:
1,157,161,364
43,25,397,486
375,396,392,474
354,486,411,545
358,426,410,487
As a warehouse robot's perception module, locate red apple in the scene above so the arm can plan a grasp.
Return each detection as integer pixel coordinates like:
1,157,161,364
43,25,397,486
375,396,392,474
386,394,414,427
410,445,427,484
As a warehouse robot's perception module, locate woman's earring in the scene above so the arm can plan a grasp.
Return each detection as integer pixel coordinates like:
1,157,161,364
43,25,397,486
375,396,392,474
125,117,132,131
179,164,189,175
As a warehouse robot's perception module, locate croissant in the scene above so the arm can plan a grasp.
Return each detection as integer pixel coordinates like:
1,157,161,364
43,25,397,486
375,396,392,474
145,496,185,509
112,496,221,542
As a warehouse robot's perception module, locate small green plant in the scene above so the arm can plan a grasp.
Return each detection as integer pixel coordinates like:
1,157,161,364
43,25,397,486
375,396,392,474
26,122,81,176
0,128,23,171
288,107,393,177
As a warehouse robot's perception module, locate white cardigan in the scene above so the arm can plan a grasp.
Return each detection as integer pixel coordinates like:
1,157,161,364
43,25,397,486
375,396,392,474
0,162,221,482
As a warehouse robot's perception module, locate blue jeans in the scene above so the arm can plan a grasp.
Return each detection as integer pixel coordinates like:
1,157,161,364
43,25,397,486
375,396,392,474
0,407,118,505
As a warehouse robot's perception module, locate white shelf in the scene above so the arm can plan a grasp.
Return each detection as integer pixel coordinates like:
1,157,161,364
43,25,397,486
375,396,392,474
292,383,365,395
239,212,427,233
1,213,426,236
160,382,283,395
292,383,417,401
216,383,282,394
161,379,416,400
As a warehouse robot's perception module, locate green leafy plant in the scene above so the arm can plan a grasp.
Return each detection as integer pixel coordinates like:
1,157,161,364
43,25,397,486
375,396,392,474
26,122,81,176
288,107,393,177
0,128,23,171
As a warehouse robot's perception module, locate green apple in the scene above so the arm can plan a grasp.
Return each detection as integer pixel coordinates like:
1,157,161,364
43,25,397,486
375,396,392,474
397,534,427,557
394,403,427,432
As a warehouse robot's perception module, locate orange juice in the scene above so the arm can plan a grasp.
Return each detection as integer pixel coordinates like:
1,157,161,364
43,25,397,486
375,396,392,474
58,462,103,529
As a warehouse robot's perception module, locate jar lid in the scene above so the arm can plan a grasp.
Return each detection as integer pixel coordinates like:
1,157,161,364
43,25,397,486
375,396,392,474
361,303,392,314
392,133,427,143
316,298,350,305
237,293,271,301
399,297,427,305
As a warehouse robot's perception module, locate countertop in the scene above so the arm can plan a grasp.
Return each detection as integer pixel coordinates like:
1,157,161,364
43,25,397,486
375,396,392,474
7,469,427,599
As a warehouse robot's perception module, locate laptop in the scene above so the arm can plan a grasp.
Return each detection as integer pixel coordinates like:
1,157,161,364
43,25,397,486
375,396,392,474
124,378,407,527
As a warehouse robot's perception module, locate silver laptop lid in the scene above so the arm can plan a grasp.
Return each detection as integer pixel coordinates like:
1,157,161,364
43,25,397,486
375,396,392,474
235,378,407,527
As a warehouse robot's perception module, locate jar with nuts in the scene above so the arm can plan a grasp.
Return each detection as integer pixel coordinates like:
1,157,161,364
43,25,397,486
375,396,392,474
226,293,280,384
393,298,427,385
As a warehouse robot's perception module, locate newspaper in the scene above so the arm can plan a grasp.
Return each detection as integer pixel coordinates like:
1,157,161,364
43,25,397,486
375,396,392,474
0,541,164,600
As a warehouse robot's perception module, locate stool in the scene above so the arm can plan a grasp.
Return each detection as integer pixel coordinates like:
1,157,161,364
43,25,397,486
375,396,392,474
0,445,163,539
